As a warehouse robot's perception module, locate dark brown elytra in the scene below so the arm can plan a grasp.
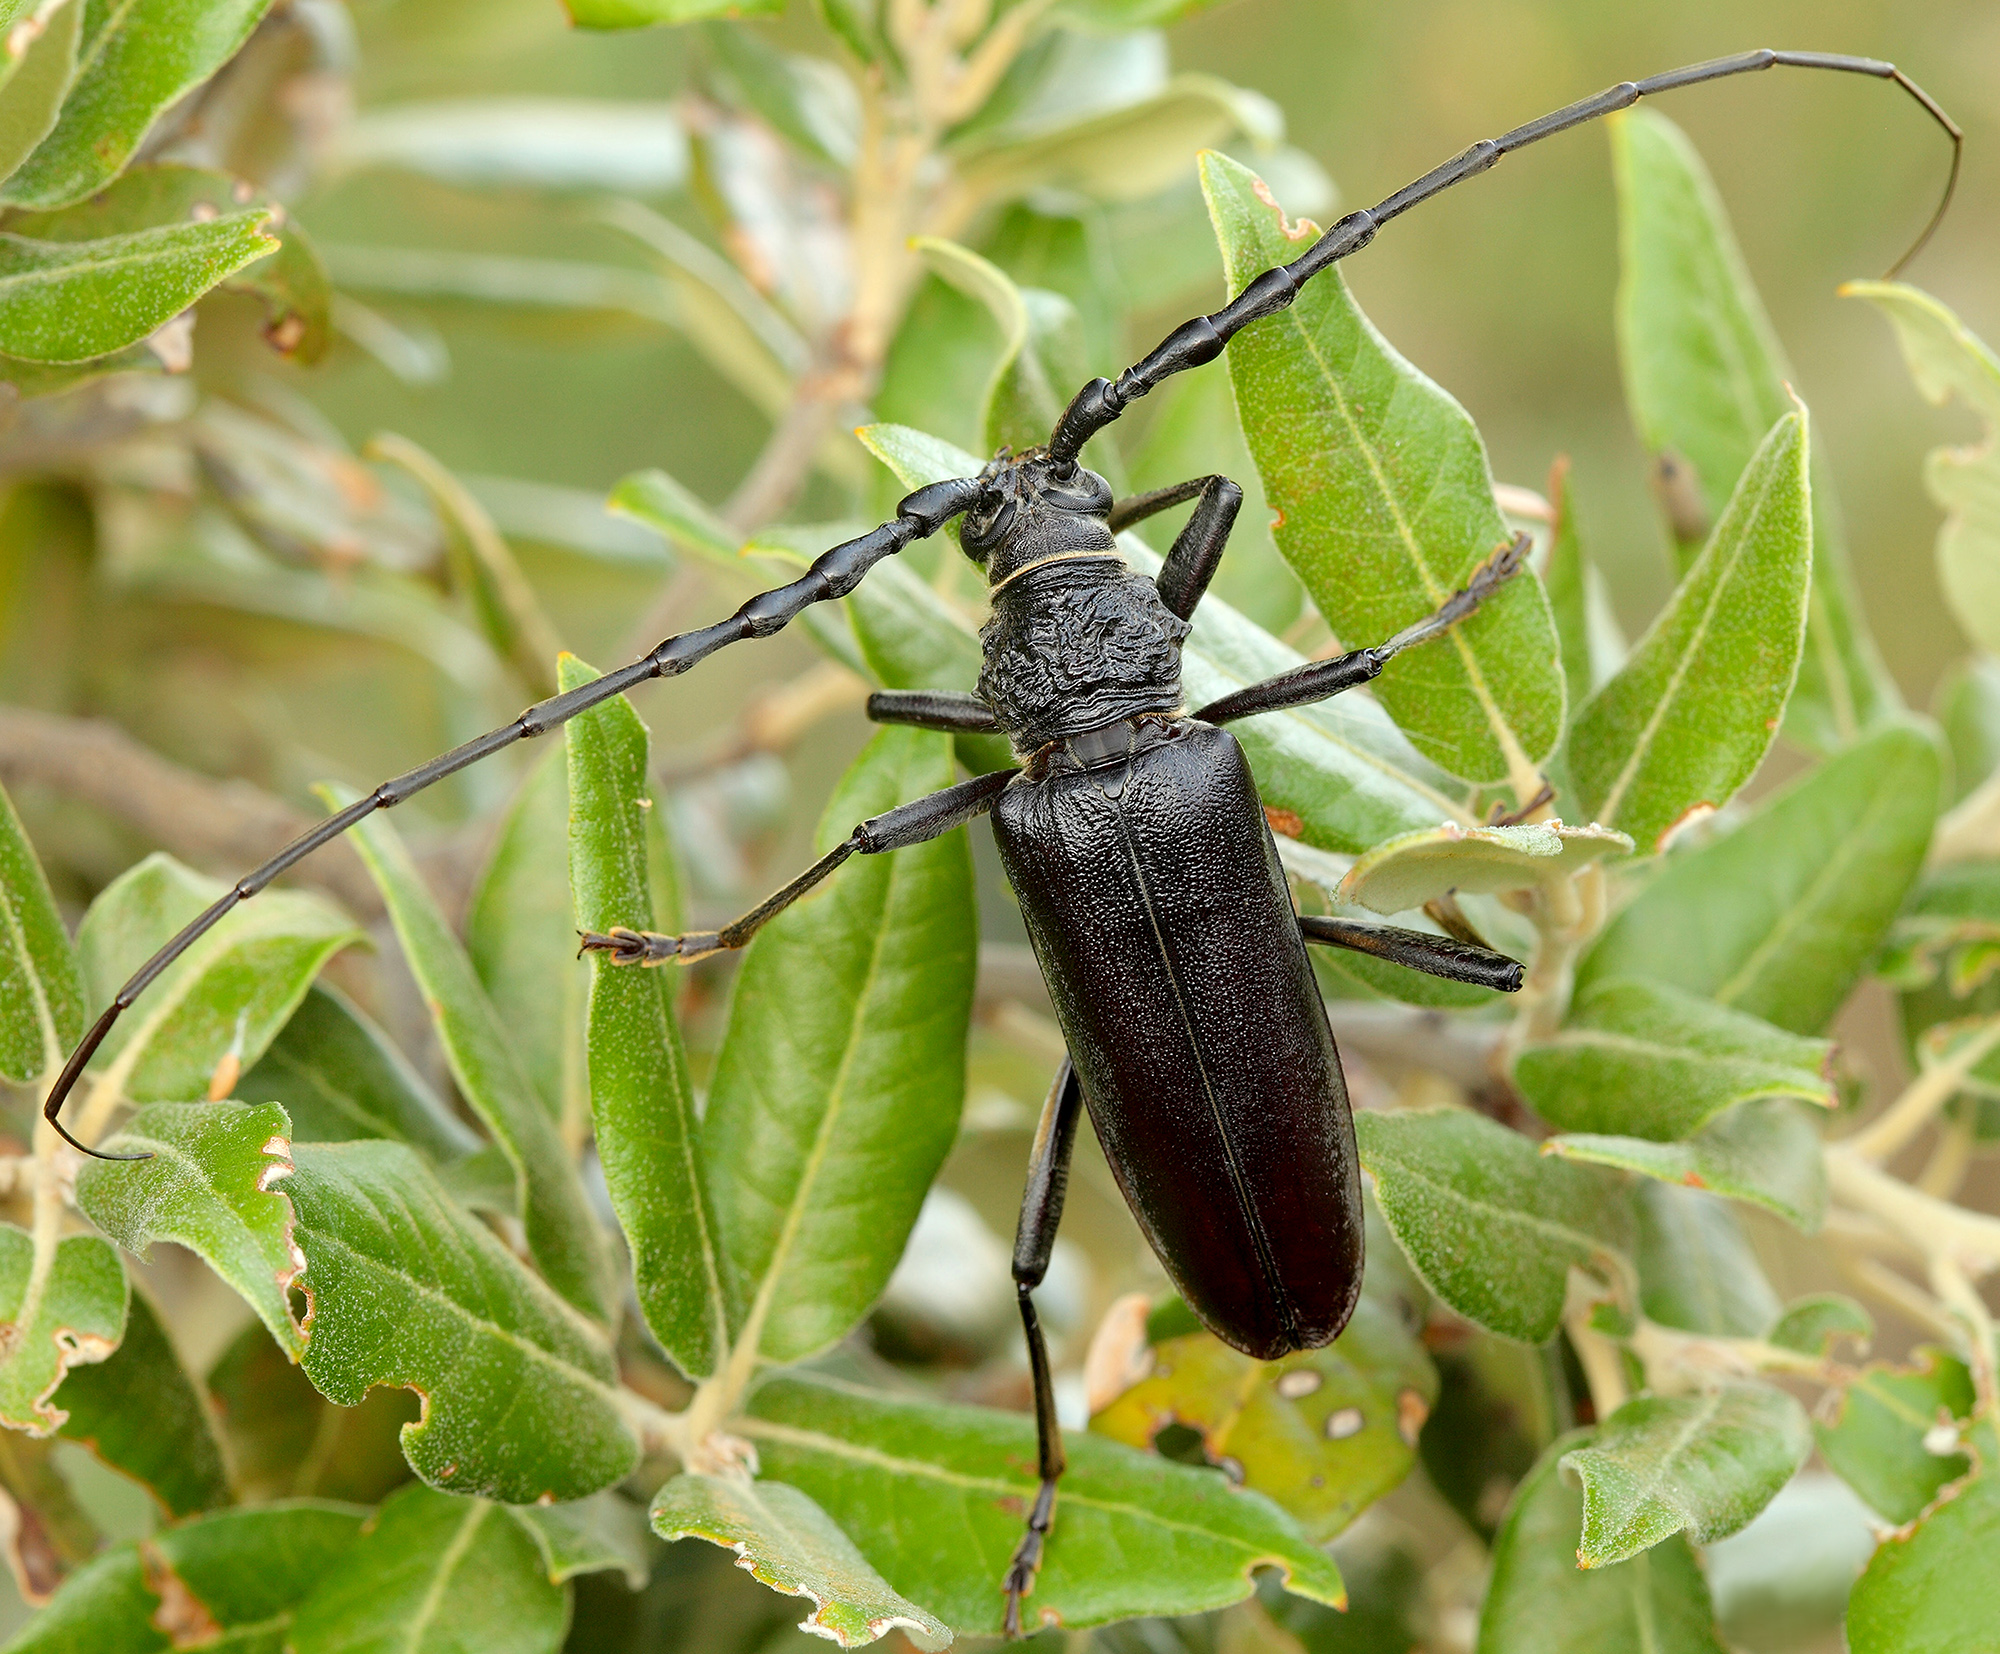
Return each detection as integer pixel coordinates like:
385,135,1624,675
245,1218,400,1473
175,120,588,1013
46,47,1960,1640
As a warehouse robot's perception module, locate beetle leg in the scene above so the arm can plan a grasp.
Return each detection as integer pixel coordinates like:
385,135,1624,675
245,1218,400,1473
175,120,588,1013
1107,476,1243,622
1003,1058,1085,1639
1299,914,1523,992
1192,532,1531,725
580,767,1015,966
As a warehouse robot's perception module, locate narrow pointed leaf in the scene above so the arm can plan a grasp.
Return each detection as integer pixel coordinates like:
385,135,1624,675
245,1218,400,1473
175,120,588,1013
1354,1110,1633,1344
1515,978,1833,1139
53,1284,228,1516
1561,1385,1810,1565
287,1139,637,1504
10,162,329,361
241,985,480,1159
1847,1471,2000,1654
1611,108,1894,750
1568,410,1812,851
1631,1183,1779,1337
0,779,82,1082
1090,1294,1436,1543
1479,1433,1729,1653
0,0,79,203
0,213,277,363
77,853,361,1107
742,1373,1345,1637
0,1226,125,1434
75,1100,301,1353
1816,1349,1976,1523
0,0,275,209
704,727,975,1364
1580,722,1941,1032
1201,150,1563,787
328,786,612,1320
565,653,726,1380
651,1475,951,1649
0,1501,367,1654
466,751,580,1126
567,0,781,27
1545,1095,1828,1232
289,1484,568,1654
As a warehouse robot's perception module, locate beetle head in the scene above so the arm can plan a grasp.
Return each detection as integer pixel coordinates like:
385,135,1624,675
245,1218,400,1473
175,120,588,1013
960,449,1115,577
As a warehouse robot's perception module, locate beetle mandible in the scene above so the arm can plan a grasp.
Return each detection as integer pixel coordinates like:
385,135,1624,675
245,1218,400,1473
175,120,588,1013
43,44,1960,1638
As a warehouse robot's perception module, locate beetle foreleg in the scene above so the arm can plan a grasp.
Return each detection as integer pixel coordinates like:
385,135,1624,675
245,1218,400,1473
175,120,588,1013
1193,532,1530,725
864,689,1003,734
1108,475,1244,622
1003,1058,1085,1639
580,767,1014,966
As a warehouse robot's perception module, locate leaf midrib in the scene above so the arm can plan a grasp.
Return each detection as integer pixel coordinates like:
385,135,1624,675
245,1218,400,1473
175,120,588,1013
401,1500,488,1654
1364,1144,1607,1257
0,216,269,296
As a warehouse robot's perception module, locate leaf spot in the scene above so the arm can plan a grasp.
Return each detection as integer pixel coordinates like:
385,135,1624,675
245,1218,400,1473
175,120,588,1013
1274,1368,1322,1400
1325,1407,1363,1440
1396,1389,1429,1445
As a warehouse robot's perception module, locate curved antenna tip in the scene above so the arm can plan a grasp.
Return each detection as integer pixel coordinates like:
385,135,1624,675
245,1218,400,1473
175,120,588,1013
47,1115,151,1164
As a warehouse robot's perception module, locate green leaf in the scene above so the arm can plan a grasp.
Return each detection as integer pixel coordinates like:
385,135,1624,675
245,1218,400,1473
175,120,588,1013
606,466,735,564
913,237,1083,458
1578,721,1943,1033
959,75,1272,207
651,1475,951,1649
1816,1349,1975,1524
1935,656,2000,803
1354,1110,1633,1344
1562,1385,1809,1566
1515,979,1833,1140
1544,460,1607,712
566,0,779,25
704,726,975,1365
1567,409,1812,852
240,985,481,1159
53,1283,228,1517
466,753,579,1127
0,1225,125,1434
1089,1294,1436,1543
9,162,330,361
0,0,80,189
206,1320,417,1505
0,1500,367,1654
0,212,278,363
1846,281,2000,659
289,1484,569,1654
1340,821,1632,915
0,778,83,1082
1479,1433,1729,1653
564,653,726,1381
75,1100,300,1352
856,422,1471,854
1630,1183,1779,1338
742,1373,1346,1637
1544,1095,1828,1232
1766,1293,1873,1359
287,1139,638,1504
1200,150,1563,788
511,1491,651,1589
1055,0,1221,24
0,0,274,209
1845,1470,2000,1653
77,853,361,1108
1610,107,1894,751
327,785,613,1321
341,97,691,194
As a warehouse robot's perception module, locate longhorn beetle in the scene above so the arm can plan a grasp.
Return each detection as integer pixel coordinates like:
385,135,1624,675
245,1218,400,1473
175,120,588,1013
47,47,1959,1637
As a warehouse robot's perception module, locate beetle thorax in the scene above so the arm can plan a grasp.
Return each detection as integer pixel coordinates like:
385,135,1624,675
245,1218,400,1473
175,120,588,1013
962,454,1189,751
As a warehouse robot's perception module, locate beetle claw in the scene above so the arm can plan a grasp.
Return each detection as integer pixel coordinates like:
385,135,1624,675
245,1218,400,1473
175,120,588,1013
577,926,722,966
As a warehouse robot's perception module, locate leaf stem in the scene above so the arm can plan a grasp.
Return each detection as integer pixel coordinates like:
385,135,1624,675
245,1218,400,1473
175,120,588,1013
1565,1310,1628,1421
1842,1016,2000,1163
1825,1143,2000,1277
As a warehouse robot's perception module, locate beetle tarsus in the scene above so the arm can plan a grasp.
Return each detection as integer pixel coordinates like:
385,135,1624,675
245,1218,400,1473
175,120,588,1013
576,926,719,966
1001,1477,1057,1639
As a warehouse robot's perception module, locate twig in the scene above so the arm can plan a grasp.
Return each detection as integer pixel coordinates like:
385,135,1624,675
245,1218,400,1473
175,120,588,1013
1825,1143,2000,1276
0,708,382,918
1842,1017,2000,1163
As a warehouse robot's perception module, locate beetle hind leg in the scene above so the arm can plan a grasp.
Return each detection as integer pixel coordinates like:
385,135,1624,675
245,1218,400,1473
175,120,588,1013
1003,1057,1085,1638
